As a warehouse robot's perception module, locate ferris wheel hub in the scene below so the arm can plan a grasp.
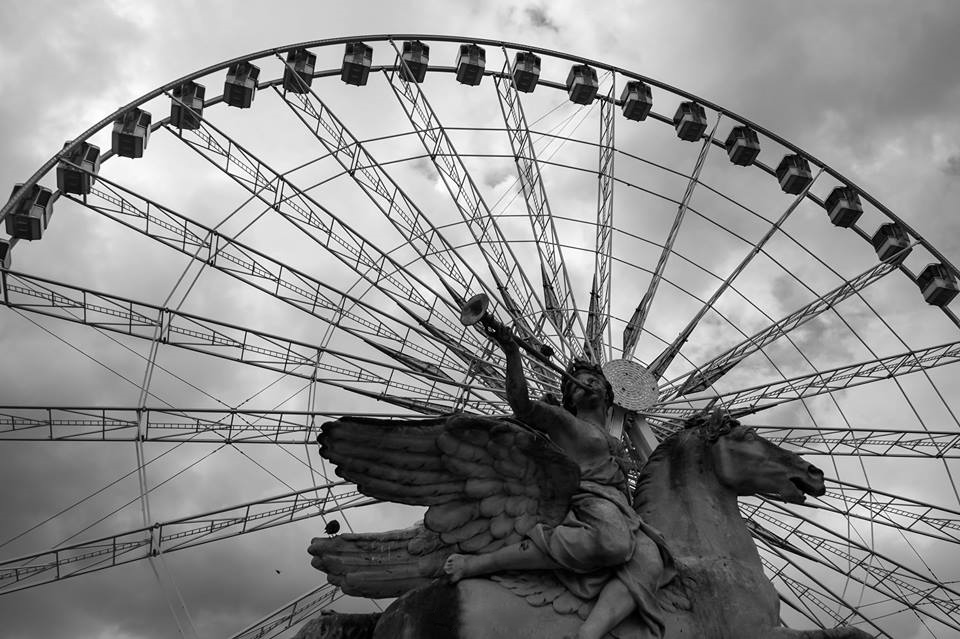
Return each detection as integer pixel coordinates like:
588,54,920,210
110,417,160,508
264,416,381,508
602,358,657,411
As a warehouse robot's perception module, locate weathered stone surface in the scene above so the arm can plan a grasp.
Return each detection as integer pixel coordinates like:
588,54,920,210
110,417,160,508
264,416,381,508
293,611,380,639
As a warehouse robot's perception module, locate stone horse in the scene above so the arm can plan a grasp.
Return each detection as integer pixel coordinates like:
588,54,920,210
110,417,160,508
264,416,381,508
305,415,873,639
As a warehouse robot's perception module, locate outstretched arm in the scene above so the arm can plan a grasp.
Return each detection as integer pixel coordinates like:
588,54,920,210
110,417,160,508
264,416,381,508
489,323,532,417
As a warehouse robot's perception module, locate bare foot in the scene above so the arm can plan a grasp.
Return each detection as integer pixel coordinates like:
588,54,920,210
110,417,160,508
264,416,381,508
443,553,480,583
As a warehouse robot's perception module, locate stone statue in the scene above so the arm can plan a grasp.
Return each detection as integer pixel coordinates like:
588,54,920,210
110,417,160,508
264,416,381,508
304,320,872,638
442,323,673,639
306,409,872,638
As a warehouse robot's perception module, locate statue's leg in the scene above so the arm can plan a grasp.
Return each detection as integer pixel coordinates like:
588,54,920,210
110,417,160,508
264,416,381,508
571,578,634,639
444,539,562,582
572,534,665,639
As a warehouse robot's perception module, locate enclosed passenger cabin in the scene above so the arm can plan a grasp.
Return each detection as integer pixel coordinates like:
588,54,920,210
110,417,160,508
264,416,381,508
170,81,206,130
224,61,260,108
566,65,598,105
725,125,760,166
917,263,959,307
824,186,863,228
871,222,912,263
283,48,316,93
5,183,54,241
456,44,485,86
512,51,540,92
400,40,429,83
56,142,100,196
111,108,152,159
341,41,373,86
620,81,652,121
0,238,10,269
775,154,813,194
673,102,707,141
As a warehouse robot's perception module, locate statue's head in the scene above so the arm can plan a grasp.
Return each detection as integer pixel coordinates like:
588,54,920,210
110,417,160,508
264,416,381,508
561,359,615,414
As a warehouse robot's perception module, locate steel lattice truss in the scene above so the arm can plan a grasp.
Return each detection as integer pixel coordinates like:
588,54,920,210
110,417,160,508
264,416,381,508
1,35,959,637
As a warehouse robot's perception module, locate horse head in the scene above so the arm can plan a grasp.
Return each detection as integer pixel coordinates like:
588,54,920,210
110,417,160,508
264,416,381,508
707,420,825,505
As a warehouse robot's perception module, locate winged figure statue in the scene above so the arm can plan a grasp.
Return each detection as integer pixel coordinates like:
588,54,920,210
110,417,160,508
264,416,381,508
310,322,673,639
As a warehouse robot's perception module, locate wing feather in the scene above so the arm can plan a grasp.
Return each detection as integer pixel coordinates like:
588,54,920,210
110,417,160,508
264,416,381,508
314,412,579,595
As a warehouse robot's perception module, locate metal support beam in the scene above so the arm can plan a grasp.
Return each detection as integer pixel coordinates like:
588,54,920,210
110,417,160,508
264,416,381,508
0,270,494,415
66,175,471,386
587,84,616,364
494,58,585,359
0,484,370,595
648,338,960,418
647,167,824,379
376,46,549,355
667,254,905,398
164,113,492,365
744,500,960,631
623,114,720,360
0,407,419,443
757,424,960,459
229,584,342,639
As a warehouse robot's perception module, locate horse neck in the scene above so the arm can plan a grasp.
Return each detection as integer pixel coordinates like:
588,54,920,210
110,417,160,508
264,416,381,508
635,435,758,562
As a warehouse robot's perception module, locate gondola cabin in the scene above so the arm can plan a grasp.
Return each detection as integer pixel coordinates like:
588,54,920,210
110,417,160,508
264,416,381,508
111,108,152,159
0,238,9,269
725,125,760,166
566,64,598,105
455,44,485,86
775,154,813,194
512,51,540,92
5,183,53,240
673,102,707,141
283,48,316,93
224,61,260,108
400,40,429,83
56,141,100,196
170,81,205,130
917,263,959,306
341,41,373,86
620,81,652,121
871,222,912,262
824,186,863,228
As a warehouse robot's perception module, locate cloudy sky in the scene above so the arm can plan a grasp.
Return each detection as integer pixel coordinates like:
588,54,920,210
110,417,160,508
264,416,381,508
2,1,960,638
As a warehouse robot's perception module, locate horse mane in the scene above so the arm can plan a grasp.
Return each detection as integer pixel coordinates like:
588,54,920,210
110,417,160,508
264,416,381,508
632,410,738,511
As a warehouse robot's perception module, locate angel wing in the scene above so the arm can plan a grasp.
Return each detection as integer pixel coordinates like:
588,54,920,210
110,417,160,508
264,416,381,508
310,414,579,597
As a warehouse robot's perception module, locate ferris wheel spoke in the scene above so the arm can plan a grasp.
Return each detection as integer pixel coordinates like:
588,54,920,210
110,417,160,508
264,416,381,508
0,407,418,443
646,166,824,379
649,339,960,418
665,254,905,399
494,57,586,360
587,85,616,364
268,68,498,330
809,478,960,545
0,270,496,415
744,500,960,631
371,49,555,355
758,544,888,635
622,114,721,362
66,175,479,390
162,114,495,366
228,583,342,639
757,424,960,458
0,483,369,596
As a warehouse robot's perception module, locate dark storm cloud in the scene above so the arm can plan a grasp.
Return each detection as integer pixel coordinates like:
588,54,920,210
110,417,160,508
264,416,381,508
943,154,960,177
524,5,560,33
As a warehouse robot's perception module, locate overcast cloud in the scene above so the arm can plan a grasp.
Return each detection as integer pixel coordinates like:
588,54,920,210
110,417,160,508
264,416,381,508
2,1,960,638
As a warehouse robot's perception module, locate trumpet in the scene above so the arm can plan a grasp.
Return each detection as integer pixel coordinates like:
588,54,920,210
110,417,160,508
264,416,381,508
459,293,591,392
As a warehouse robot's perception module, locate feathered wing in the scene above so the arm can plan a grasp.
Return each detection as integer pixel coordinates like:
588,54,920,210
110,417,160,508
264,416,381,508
310,414,579,597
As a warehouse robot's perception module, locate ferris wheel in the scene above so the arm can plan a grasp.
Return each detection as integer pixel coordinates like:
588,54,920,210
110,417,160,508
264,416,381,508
1,34,959,638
